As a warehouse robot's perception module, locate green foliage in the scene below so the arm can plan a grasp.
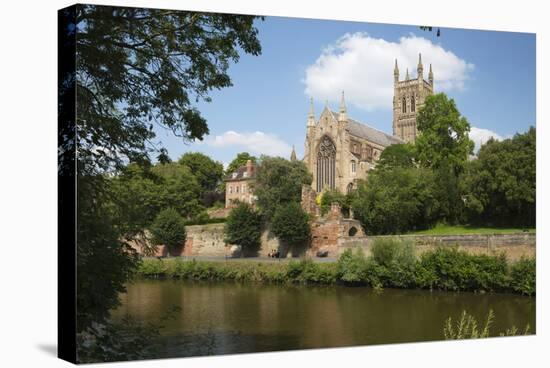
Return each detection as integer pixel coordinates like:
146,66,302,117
224,202,263,254
271,202,311,245
77,176,140,332
352,167,439,234
415,93,474,173
376,143,416,171
443,310,530,340
320,189,349,215
111,162,203,240
337,248,368,284
510,257,536,296
253,156,312,221
178,152,224,193
461,128,536,227
71,4,264,340
226,152,257,176
416,247,510,292
150,208,187,253
76,5,263,172
370,238,416,288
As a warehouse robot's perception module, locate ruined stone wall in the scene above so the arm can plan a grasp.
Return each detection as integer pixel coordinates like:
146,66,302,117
338,233,535,261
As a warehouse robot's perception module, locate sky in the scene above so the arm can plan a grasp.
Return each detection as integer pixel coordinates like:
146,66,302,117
155,15,536,167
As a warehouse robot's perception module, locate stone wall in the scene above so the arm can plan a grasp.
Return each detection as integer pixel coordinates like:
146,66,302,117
338,233,535,261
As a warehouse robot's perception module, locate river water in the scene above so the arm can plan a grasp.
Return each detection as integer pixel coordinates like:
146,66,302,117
112,279,535,359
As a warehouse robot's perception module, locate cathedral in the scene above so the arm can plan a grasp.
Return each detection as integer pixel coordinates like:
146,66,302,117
303,54,434,194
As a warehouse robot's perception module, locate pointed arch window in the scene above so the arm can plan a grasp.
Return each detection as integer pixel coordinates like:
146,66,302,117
316,135,336,192
411,94,416,112
402,96,407,113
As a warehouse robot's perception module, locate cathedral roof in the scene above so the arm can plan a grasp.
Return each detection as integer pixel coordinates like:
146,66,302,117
328,110,403,147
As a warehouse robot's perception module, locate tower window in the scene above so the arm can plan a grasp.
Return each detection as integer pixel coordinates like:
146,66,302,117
411,94,416,112
351,160,357,174
402,97,407,113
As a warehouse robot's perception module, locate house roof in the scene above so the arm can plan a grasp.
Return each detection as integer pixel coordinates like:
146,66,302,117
225,165,256,182
328,110,403,147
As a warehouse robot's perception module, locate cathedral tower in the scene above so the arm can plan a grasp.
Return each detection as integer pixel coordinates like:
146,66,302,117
392,54,434,142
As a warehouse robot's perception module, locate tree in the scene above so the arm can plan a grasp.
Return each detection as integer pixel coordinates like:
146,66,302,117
226,152,257,176
271,203,311,245
156,148,172,164
352,167,439,235
320,189,350,216
178,152,224,193
224,202,263,255
253,156,312,221
376,143,416,171
150,208,187,255
461,127,536,227
67,3,263,352
415,93,474,173
76,5,263,173
415,93,474,223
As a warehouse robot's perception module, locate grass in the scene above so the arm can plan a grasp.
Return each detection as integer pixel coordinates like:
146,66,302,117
408,223,535,235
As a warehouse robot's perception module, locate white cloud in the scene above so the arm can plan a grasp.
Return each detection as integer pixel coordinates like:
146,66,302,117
203,130,292,157
469,126,503,152
304,33,474,111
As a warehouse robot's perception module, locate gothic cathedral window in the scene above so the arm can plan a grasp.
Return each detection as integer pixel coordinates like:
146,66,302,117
402,96,407,113
411,94,416,112
316,135,336,192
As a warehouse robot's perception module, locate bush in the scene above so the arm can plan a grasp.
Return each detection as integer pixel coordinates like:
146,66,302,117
337,248,368,284
320,189,349,215
149,208,186,255
416,246,510,292
224,202,262,255
510,257,536,296
271,202,311,246
369,238,416,288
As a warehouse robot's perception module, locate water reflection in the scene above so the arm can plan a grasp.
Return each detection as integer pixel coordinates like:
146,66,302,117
112,280,535,358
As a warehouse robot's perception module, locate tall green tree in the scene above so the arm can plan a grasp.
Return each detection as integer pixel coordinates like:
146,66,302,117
415,93,474,223
461,128,536,226
415,93,474,173
226,152,257,176
253,156,312,221
150,208,187,255
71,4,263,335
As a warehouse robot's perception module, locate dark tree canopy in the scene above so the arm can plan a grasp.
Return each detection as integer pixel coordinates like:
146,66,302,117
150,208,187,254
75,5,263,174
224,202,263,254
226,152,257,176
178,152,224,192
253,156,312,221
271,202,311,246
376,143,416,171
461,127,536,227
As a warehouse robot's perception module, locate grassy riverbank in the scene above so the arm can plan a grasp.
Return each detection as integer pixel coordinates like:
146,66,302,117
408,224,535,235
136,240,535,296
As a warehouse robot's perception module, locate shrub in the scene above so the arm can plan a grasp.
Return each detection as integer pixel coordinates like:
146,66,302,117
320,189,348,215
369,238,417,288
510,257,536,296
337,248,368,284
271,202,311,246
224,202,262,255
416,246,510,292
149,208,186,256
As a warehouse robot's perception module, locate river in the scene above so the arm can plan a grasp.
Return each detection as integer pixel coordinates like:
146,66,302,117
112,279,535,359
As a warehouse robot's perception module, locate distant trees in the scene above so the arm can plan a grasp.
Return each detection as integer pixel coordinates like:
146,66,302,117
150,208,187,255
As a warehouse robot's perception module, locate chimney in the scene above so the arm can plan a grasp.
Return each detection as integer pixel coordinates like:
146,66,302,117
246,160,253,177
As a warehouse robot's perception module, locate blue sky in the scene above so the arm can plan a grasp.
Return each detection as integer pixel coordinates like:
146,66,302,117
155,16,536,166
